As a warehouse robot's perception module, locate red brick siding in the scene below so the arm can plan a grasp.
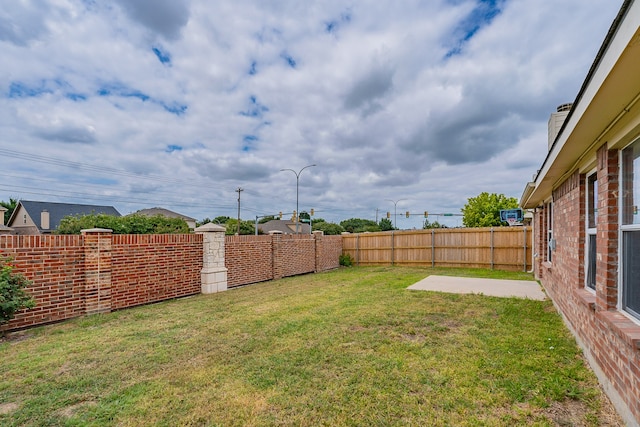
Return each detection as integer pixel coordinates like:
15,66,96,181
316,234,342,272
535,151,640,424
0,235,85,330
111,234,202,310
225,235,273,287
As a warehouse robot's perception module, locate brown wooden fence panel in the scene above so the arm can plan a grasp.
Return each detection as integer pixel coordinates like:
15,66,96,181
342,227,531,271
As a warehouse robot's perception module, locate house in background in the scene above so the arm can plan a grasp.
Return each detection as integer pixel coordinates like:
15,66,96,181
0,206,12,234
133,207,197,231
7,200,121,235
257,219,311,235
520,1,640,424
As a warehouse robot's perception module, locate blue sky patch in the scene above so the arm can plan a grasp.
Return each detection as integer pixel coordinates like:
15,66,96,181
96,83,150,102
242,135,258,152
66,93,87,101
152,47,172,65
165,144,183,153
163,102,188,116
281,52,297,68
445,0,504,58
249,60,257,75
325,10,352,34
8,81,52,98
239,96,269,118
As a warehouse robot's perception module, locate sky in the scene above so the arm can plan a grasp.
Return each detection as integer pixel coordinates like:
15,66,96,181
0,0,623,228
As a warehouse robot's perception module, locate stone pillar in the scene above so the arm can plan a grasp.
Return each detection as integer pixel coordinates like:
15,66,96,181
196,223,228,294
81,228,113,314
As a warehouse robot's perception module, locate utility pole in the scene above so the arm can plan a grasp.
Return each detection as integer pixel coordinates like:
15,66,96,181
236,187,243,235
386,199,406,230
375,208,379,223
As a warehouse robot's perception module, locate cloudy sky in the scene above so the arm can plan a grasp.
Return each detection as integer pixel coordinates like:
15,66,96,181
0,0,622,228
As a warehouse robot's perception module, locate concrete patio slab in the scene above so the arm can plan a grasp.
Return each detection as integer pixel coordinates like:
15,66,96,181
407,275,546,300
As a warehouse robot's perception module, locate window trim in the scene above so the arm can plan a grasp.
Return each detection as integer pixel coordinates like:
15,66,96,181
619,138,640,323
585,170,597,292
546,200,554,263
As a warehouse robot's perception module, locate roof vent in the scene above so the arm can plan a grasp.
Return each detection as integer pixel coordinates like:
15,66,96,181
548,103,573,150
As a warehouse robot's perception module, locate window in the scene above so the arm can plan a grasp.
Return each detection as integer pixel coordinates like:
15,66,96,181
546,201,554,263
621,140,640,320
586,172,597,291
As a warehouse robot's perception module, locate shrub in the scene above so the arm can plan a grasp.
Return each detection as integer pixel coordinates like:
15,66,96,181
339,254,354,267
0,257,36,328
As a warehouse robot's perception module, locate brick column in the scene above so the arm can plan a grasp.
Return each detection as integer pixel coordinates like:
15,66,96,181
313,230,324,272
81,228,113,314
596,146,619,311
269,231,283,280
196,223,228,294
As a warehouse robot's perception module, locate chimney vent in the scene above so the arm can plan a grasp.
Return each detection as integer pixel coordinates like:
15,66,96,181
548,103,572,150
41,210,50,230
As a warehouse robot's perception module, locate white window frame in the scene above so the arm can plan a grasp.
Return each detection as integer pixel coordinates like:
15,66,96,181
585,171,597,292
619,138,640,323
546,200,554,263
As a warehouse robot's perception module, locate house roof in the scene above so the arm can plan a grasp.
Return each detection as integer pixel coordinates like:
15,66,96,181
257,219,311,234
133,207,196,222
8,200,121,232
521,0,640,208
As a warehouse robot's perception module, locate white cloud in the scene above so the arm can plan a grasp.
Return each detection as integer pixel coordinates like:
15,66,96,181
0,0,622,226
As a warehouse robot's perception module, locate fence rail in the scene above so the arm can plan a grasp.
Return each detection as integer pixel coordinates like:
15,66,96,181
342,227,532,271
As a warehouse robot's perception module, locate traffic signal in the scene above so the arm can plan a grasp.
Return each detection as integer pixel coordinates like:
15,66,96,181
424,211,428,218
387,212,391,219
292,210,297,221
310,208,314,216
279,211,283,219
406,211,410,218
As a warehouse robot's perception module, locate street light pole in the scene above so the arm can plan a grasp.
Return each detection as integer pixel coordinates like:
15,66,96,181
281,164,316,234
386,199,406,229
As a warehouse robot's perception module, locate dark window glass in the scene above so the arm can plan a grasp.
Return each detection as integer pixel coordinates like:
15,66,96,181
623,231,640,319
586,234,596,290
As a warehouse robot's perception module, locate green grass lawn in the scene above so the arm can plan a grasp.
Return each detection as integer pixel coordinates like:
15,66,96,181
0,267,621,426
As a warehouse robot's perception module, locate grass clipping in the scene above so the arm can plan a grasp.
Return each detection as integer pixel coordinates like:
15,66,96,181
0,266,623,426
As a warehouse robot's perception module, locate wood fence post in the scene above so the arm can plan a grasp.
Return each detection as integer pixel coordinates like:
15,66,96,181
490,227,494,270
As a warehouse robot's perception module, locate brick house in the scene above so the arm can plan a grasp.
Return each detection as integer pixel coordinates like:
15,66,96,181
520,1,640,424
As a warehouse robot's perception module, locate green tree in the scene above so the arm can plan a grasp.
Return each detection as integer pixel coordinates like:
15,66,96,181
312,221,344,235
225,219,255,235
379,218,394,231
1,198,18,225
56,214,190,234
339,218,380,233
423,219,446,229
461,192,518,227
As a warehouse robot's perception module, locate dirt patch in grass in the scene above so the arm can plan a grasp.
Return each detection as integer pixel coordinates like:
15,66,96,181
540,398,623,427
57,401,98,419
0,402,19,415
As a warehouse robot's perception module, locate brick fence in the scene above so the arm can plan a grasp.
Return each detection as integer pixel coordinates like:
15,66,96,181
1,228,342,332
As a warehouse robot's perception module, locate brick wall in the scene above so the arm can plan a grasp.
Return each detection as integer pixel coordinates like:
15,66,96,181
111,234,202,310
2,231,342,331
225,232,342,288
225,235,273,287
0,235,85,329
535,155,640,423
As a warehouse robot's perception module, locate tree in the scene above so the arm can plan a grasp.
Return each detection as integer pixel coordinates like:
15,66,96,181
56,214,190,234
423,219,446,229
312,221,344,235
461,192,518,227
224,219,254,235
1,198,18,225
379,218,394,231
339,218,380,233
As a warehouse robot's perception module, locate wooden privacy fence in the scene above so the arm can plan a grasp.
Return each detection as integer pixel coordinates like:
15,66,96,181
342,227,532,271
